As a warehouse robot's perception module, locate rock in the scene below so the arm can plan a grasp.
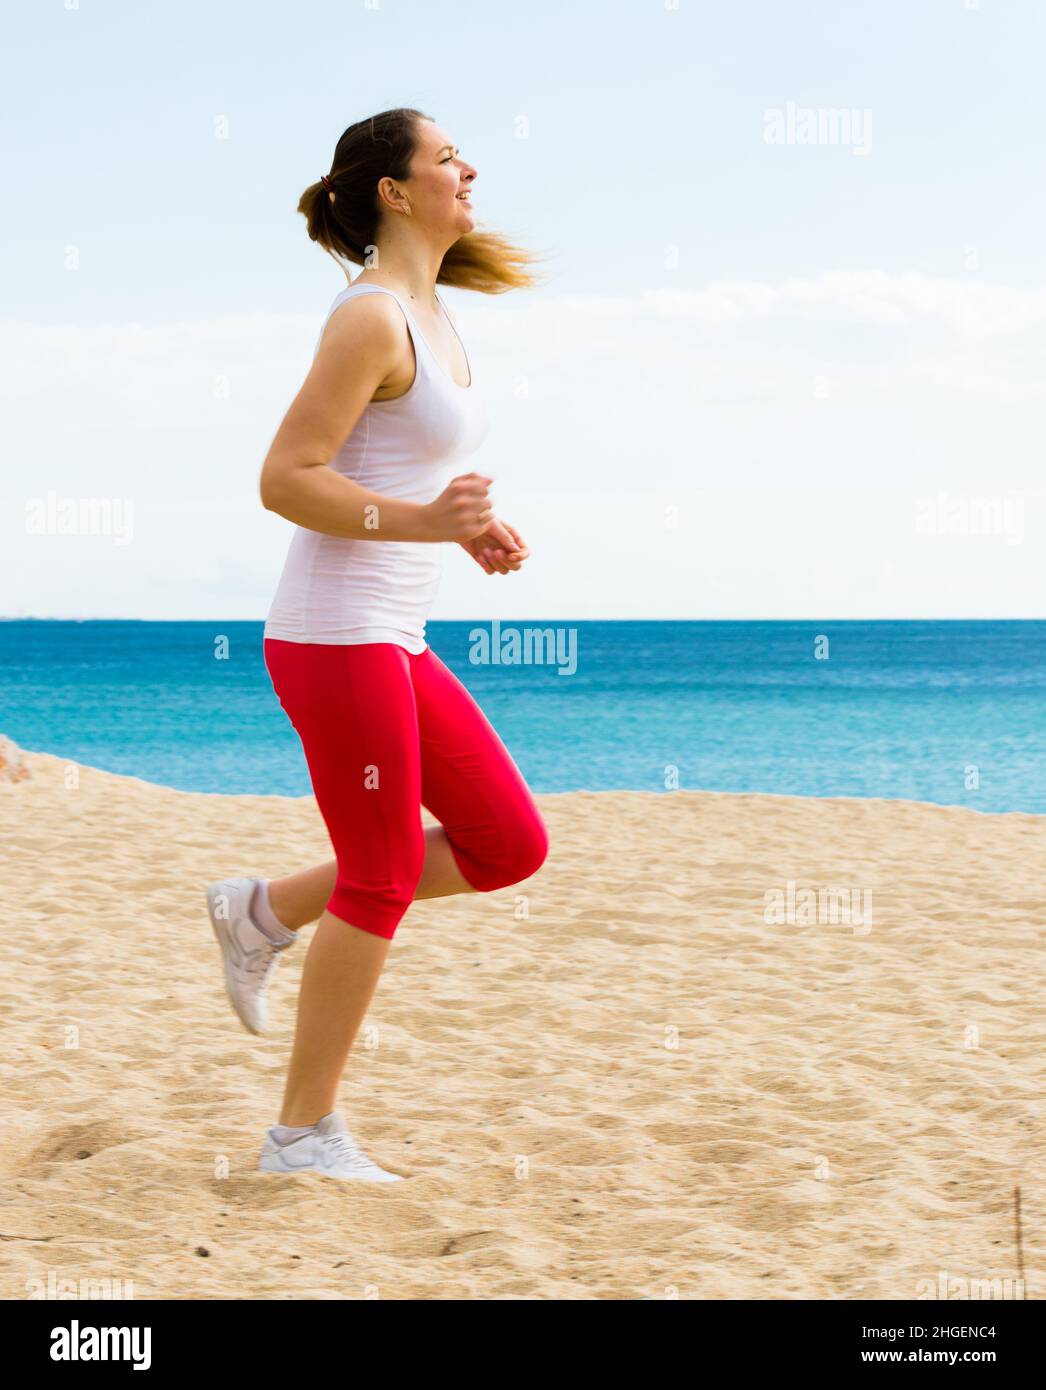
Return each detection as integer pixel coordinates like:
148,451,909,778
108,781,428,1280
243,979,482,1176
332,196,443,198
0,734,31,783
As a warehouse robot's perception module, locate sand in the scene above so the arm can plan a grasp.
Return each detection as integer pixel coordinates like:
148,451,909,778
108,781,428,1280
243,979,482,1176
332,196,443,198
1,745,1041,1300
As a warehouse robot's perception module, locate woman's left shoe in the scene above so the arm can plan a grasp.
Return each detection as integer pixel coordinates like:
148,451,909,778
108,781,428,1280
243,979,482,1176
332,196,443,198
258,1112,405,1182
206,876,296,1035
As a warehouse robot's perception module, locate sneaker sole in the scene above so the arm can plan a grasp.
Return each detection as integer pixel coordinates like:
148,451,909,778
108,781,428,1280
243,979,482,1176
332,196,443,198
257,1161,404,1183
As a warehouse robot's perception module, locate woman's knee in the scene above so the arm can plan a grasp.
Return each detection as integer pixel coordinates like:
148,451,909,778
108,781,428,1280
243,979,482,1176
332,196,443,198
477,809,549,891
327,875,416,940
328,828,426,939
520,812,550,879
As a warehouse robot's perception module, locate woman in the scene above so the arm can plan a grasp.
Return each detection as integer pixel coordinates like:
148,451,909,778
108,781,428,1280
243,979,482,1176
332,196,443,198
206,109,551,1182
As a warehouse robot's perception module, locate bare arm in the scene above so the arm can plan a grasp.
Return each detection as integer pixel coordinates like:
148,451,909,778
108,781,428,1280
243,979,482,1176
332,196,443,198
259,294,493,542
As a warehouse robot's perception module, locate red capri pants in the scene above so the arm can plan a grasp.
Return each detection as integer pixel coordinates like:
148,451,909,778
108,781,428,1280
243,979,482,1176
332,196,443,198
263,639,550,939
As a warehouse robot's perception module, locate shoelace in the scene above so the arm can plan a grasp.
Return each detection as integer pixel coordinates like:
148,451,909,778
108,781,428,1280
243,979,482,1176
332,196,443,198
240,944,279,983
235,925,288,983
322,1131,381,1173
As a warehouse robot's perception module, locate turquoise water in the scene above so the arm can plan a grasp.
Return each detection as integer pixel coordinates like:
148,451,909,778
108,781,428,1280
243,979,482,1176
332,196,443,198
1,619,1045,811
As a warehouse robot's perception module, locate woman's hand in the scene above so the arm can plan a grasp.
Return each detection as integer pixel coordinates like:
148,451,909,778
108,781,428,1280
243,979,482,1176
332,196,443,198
458,518,530,575
420,472,495,541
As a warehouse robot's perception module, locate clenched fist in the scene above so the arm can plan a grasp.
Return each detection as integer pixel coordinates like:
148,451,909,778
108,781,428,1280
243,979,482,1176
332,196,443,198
420,472,495,542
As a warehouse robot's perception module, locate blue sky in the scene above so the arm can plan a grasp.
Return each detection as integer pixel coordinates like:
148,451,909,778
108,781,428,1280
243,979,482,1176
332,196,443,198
2,0,1045,618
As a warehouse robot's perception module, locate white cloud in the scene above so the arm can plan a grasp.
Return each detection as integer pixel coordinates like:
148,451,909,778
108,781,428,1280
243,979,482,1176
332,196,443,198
2,272,1044,619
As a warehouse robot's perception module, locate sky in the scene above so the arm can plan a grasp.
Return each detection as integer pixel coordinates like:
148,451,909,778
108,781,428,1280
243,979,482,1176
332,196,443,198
2,0,1044,620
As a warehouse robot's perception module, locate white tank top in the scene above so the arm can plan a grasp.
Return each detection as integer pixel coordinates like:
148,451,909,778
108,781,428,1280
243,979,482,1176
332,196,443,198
263,283,490,652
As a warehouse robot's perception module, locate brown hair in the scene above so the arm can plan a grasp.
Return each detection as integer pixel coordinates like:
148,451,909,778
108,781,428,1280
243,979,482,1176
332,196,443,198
298,107,551,295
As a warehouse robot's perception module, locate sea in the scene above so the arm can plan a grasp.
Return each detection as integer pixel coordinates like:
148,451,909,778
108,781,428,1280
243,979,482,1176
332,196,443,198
1,619,1045,813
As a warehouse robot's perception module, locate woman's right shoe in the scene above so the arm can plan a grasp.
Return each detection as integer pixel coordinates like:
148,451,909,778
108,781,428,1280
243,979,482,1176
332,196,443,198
206,876,295,1035
258,1111,404,1182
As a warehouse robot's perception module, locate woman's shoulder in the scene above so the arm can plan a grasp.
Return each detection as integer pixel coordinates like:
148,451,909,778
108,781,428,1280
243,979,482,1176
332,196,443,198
315,284,409,360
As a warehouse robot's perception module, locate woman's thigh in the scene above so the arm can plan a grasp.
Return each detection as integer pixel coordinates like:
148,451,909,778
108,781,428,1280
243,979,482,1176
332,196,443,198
411,645,549,891
264,639,425,937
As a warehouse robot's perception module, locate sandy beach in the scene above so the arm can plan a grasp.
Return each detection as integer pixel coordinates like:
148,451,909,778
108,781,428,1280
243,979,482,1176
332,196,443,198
1,744,1041,1300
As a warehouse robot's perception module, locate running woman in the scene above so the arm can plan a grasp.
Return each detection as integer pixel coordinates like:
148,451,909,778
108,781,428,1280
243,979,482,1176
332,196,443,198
206,109,550,1181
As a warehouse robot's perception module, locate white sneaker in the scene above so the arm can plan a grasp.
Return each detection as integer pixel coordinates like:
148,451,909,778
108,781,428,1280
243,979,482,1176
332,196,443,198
206,876,295,1035
258,1111,404,1182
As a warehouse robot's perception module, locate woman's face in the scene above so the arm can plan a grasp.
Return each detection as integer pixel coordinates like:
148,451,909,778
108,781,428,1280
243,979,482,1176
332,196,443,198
400,120,478,235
